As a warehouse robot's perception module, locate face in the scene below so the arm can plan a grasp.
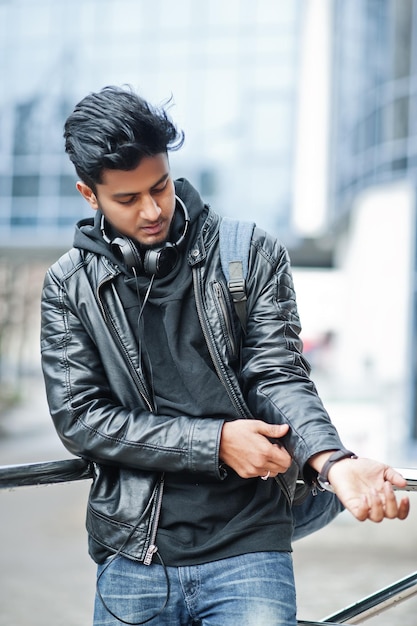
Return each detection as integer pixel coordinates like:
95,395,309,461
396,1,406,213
77,153,176,248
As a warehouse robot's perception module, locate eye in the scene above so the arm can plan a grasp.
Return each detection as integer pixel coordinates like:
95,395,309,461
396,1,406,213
118,196,137,206
152,180,169,194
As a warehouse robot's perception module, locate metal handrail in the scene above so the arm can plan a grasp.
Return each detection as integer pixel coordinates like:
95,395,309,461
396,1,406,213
0,457,93,489
322,570,417,624
298,622,344,625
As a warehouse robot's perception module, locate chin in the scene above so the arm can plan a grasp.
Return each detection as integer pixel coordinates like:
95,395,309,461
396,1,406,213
139,236,168,250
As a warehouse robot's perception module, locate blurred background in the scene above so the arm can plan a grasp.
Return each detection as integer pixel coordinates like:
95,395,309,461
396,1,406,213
1,0,417,465
1,0,417,624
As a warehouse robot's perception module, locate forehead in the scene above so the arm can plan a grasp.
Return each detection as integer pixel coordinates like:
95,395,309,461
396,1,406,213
98,153,170,194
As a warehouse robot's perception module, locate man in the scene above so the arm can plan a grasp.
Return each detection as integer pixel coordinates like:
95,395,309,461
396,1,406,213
41,85,409,626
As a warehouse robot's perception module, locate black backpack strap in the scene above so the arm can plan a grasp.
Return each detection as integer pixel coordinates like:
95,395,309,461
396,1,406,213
219,218,255,332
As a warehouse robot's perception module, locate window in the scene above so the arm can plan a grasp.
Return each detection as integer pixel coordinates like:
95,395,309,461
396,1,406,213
12,175,39,197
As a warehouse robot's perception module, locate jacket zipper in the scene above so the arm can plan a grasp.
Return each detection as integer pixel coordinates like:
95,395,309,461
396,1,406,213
213,282,238,357
193,269,249,419
108,314,154,410
144,473,165,565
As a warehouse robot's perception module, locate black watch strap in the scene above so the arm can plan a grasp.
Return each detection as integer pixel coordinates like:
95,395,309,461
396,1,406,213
317,449,358,492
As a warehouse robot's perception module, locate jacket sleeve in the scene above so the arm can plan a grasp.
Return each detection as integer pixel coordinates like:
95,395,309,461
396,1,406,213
40,264,225,479
239,230,344,476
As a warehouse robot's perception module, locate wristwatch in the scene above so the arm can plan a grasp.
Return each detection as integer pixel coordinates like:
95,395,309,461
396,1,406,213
317,449,358,492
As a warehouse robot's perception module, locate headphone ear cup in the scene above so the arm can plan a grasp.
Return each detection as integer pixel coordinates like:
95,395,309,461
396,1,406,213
101,196,189,278
143,244,179,278
111,237,143,273
112,237,179,278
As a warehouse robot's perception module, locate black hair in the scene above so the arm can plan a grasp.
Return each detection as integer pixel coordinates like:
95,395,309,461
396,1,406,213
64,85,184,190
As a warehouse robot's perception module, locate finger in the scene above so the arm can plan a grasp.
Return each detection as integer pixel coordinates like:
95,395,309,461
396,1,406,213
380,483,410,520
351,494,371,522
268,445,292,473
259,458,292,478
383,467,407,489
397,496,410,520
354,489,384,523
383,481,401,519
257,446,293,477
369,488,391,522
245,448,291,477
259,422,290,440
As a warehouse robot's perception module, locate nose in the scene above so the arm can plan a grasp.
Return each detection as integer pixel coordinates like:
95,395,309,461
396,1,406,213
140,195,161,221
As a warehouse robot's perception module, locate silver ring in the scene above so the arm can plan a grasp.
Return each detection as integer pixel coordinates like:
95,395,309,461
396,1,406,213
260,470,270,481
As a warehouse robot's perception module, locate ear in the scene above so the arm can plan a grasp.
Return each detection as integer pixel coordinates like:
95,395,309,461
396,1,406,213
76,181,99,210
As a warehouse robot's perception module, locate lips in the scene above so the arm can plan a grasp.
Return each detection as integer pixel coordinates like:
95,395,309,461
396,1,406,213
142,221,164,237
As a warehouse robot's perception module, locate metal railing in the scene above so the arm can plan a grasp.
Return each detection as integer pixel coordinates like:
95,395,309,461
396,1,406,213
1,458,416,625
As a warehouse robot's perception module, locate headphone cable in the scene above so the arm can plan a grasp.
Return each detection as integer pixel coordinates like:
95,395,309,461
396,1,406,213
132,270,158,412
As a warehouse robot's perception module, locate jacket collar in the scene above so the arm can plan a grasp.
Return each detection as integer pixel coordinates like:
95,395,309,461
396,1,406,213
188,208,220,267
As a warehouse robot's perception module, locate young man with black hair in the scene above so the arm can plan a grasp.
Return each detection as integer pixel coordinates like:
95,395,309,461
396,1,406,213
41,85,409,626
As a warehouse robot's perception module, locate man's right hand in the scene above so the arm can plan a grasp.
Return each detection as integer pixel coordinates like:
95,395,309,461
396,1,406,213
219,420,292,479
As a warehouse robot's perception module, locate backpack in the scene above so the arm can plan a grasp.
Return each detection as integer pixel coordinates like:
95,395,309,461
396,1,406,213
219,217,255,332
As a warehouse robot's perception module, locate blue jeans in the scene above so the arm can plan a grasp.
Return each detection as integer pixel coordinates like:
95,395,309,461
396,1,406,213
94,551,297,626
93,491,343,625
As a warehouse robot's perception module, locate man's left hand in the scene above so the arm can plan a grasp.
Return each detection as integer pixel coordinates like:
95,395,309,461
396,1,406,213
311,454,410,522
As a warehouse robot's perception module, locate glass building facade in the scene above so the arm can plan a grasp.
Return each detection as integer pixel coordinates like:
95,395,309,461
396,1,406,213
329,0,417,221
329,0,417,443
0,0,304,249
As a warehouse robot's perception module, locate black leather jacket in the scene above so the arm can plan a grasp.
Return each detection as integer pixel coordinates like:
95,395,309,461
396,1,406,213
41,198,343,564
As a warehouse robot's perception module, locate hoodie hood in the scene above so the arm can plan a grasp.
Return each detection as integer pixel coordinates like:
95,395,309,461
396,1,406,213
72,177,206,272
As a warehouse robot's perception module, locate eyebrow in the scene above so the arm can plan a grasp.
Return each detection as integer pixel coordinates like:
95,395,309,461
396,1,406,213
112,173,170,199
